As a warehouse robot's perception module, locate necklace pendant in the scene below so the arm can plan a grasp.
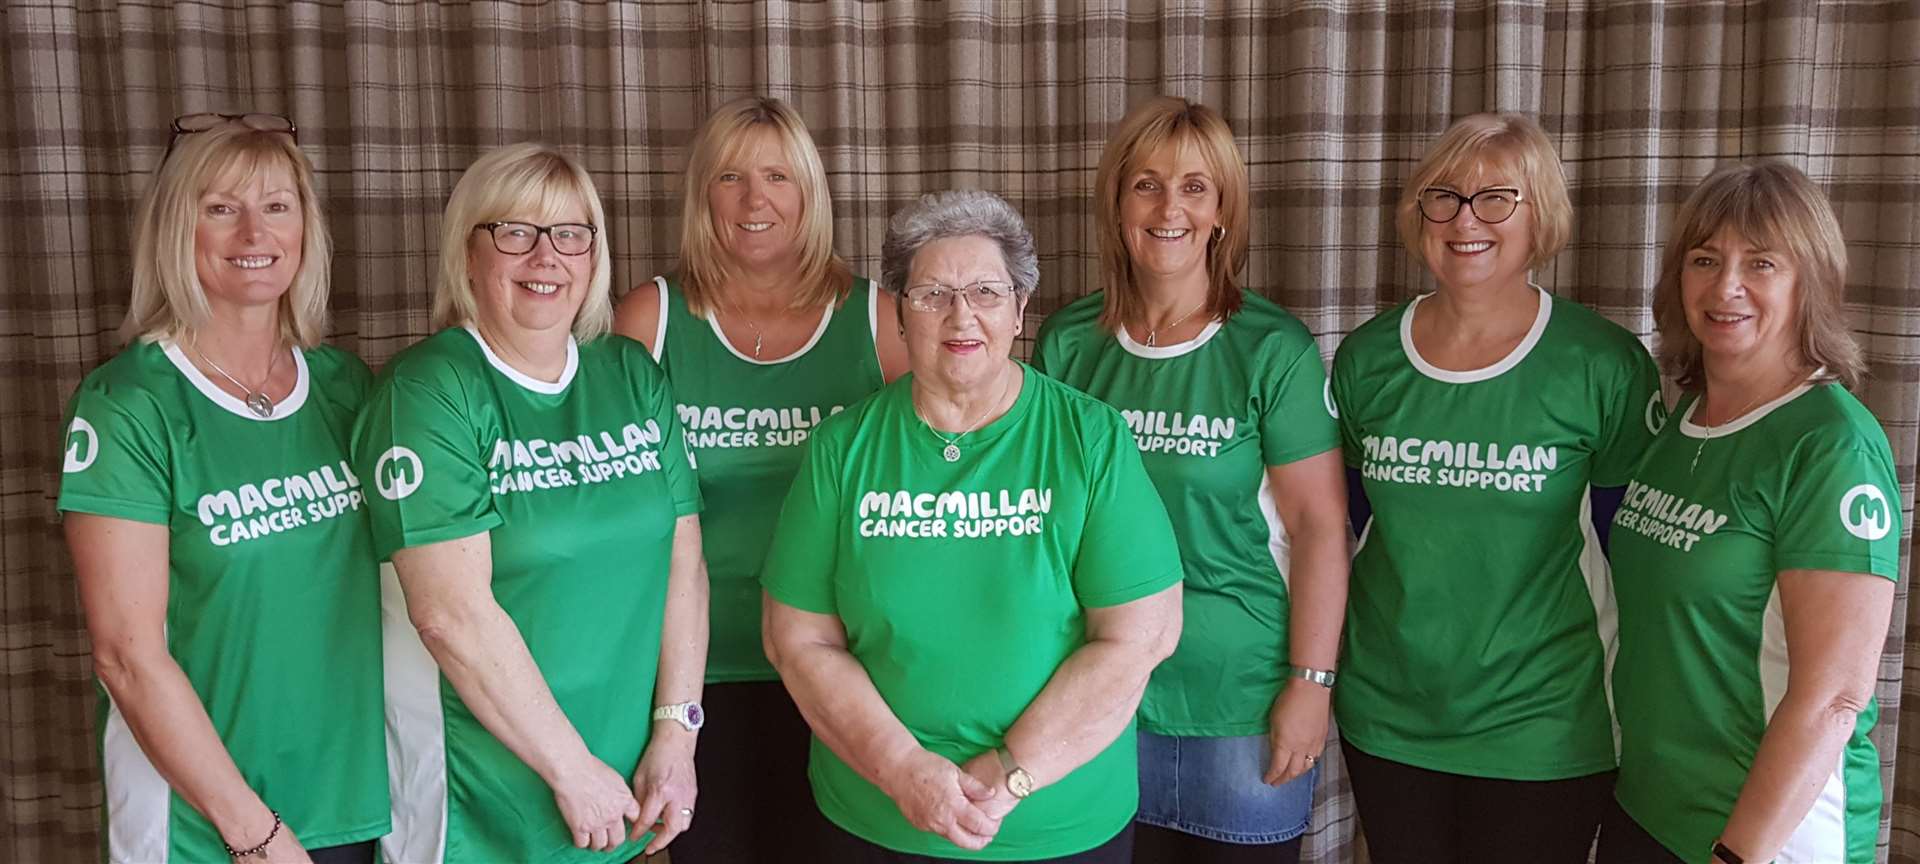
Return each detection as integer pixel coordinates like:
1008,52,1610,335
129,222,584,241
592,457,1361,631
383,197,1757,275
1145,330,1158,347
752,332,763,358
244,391,275,418
942,443,961,462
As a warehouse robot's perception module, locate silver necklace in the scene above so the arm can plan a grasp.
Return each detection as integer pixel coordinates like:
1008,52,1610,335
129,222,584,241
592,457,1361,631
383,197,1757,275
193,339,281,418
916,364,1015,462
1689,389,1767,474
1145,299,1207,347
722,298,767,358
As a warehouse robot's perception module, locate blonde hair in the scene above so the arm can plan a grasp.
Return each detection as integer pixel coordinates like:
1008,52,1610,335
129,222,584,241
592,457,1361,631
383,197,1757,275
1653,161,1862,390
1094,96,1250,331
434,143,614,341
676,96,849,316
1396,113,1573,273
123,124,331,347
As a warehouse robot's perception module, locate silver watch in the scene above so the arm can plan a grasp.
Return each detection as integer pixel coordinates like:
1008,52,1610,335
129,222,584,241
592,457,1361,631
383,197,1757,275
651,701,705,732
1289,665,1337,688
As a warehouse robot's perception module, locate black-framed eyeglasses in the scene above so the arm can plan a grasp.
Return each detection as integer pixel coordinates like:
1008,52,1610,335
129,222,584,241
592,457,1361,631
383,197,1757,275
903,280,1019,313
1417,187,1524,224
165,112,297,160
473,221,598,256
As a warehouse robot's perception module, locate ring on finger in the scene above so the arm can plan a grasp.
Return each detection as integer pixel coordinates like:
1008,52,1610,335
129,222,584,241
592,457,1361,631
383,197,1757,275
1304,754,1317,764
679,807,694,818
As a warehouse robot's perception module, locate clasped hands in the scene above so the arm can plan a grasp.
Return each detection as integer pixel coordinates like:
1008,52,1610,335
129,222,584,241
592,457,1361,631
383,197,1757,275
883,748,1023,851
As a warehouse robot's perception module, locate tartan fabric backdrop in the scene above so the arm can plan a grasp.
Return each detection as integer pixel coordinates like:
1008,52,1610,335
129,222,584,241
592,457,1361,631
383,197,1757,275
3,1,1915,861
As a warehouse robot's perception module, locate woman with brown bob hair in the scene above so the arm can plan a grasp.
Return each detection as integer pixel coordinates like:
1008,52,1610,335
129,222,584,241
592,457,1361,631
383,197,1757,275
613,95,907,862
1329,113,1664,862
1599,162,1899,864
1034,96,1349,864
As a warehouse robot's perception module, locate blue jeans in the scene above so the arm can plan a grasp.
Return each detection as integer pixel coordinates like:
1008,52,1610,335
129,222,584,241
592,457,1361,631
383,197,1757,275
1136,730,1318,845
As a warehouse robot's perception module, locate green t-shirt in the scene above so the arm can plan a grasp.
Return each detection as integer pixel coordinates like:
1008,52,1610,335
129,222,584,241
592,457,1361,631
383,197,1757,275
57,341,389,863
650,275,886,683
761,366,1183,860
1034,290,1340,736
1331,287,1663,779
353,327,701,864
1611,382,1901,864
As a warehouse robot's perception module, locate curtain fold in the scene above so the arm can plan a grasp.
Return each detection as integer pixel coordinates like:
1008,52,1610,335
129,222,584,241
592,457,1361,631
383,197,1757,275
4,2,1913,861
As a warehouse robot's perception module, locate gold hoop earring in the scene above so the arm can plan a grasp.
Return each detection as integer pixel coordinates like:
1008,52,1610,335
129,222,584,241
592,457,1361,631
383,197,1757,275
1211,225,1225,242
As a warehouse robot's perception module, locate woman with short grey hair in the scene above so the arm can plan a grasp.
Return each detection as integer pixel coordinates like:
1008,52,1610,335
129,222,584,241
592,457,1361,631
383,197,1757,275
763,189,1186,862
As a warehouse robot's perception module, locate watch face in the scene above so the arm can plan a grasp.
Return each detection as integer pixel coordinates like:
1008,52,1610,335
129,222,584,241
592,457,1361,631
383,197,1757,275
686,704,704,728
1007,768,1034,798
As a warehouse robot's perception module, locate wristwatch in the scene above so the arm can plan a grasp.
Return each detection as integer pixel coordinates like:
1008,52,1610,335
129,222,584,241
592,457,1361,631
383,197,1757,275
651,702,705,732
995,747,1034,799
1290,665,1337,688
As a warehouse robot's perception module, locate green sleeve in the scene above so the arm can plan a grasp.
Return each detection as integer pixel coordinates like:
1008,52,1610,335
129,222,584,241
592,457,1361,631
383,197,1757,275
645,360,703,517
760,430,843,614
56,378,172,524
1772,435,1902,579
1590,344,1665,486
1030,318,1064,377
1330,346,1364,469
352,372,500,558
1260,338,1341,466
1071,410,1184,607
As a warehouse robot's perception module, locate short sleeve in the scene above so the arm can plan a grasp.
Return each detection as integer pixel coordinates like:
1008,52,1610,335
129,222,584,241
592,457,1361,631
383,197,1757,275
56,379,172,524
760,431,843,614
1030,318,1063,376
1590,345,1665,486
1772,436,1903,580
1260,338,1341,466
645,363,703,517
352,373,500,558
1330,346,1364,469
1072,412,1184,607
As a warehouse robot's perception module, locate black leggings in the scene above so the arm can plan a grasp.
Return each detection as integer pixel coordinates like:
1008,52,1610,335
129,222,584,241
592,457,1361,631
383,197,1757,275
1342,737,1613,864
664,680,836,863
822,822,1134,863
1133,822,1300,864
1594,795,1686,863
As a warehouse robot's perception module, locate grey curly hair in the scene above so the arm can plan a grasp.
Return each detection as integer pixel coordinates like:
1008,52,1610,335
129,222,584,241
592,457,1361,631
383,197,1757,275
880,190,1040,298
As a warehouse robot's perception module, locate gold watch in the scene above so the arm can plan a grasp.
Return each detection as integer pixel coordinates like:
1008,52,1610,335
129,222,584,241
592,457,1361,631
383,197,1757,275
995,747,1034,798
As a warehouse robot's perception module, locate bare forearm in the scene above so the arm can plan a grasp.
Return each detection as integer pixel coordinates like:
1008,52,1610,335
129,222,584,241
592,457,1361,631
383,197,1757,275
1284,528,1348,671
97,652,270,842
1720,692,1864,859
1003,638,1160,788
418,605,592,784
653,531,709,710
774,642,923,789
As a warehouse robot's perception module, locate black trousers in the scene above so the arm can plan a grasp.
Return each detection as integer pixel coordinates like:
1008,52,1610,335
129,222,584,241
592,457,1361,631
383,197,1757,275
664,679,836,863
308,840,376,864
822,821,1134,864
1595,795,1687,864
1341,737,1613,864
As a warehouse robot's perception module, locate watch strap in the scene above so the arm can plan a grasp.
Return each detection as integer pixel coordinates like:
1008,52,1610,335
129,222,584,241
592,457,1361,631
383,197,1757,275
1710,842,1745,864
1290,665,1337,688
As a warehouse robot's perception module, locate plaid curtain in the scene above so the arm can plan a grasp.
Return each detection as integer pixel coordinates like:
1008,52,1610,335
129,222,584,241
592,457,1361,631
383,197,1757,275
4,2,1914,861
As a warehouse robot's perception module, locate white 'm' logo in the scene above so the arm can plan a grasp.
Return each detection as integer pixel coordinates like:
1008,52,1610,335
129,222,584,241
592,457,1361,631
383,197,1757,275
1839,484,1891,541
374,446,425,501
63,417,99,473
1644,392,1668,435
1323,379,1339,420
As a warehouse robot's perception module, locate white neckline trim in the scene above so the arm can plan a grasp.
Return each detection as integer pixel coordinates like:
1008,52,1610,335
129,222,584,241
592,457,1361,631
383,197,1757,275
1678,378,1821,439
704,293,834,365
161,341,310,422
649,275,670,363
1400,284,1551,383
463,325,578,394
1115,317,1225,359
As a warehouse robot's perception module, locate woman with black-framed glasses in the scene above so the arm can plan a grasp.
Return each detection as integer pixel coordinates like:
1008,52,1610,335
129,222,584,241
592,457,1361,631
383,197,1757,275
1328,113,1664,863
58,115,388,863
353,143,709,864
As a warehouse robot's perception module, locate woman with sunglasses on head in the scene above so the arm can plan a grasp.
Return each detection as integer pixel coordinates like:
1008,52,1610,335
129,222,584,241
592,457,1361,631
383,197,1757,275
1033,97,1348,864
354,143,707,863
1328,113,1664,863
58,115,388,863
612,96,907,861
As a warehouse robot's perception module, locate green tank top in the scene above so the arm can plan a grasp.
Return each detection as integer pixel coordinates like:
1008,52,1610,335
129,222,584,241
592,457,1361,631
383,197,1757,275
651,274,886,682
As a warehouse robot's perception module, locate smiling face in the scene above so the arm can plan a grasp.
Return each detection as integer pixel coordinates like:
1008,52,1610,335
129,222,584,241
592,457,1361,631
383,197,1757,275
901,234,1025,393
708,126,805,274
467,199,596,343
1418,161,1535,294
193,157,304,313
1118,141,1220,286
1681,223,1802,373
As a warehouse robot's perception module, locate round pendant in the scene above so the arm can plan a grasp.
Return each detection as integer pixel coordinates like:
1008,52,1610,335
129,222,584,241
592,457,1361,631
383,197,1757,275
244,392,275,418
942,443,961,462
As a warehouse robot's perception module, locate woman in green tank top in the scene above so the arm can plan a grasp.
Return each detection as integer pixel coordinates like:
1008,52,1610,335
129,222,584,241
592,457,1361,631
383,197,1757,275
612,96,907,863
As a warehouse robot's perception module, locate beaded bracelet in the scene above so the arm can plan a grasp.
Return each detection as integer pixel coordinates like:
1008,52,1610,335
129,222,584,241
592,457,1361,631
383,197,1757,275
224,810,282,860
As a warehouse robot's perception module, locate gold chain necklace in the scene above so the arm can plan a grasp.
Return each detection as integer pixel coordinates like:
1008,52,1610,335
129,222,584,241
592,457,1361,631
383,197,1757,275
1689,379,1793,473
1145,299,1207,347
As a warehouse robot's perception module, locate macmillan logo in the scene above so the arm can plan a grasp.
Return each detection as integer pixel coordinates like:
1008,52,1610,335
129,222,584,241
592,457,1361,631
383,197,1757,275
1645,392,1668,435
63,417,99,473
375,446,425,501
1840,484,1892,541
1119,408,1236,458
857,487,1054,539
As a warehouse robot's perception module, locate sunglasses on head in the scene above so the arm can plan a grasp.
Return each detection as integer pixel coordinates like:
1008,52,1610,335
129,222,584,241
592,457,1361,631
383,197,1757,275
164,112,297,160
